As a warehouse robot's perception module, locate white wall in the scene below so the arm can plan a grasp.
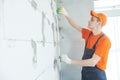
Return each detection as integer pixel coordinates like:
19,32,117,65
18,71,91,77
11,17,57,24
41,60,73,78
0,0,60,80
57,0,94,80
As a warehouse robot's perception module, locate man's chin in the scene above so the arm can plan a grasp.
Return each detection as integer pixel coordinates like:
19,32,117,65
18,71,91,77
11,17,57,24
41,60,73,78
88,26,92,30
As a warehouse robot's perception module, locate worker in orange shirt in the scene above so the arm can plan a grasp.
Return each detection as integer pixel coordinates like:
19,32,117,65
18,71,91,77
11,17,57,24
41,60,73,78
58,7,111,80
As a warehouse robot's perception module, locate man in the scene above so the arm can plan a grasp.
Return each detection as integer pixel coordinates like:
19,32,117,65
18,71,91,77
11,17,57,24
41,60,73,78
58,7,111,80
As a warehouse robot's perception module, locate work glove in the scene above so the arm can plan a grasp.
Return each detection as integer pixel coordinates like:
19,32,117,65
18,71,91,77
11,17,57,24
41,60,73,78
57,7,69,16
60,54,72,64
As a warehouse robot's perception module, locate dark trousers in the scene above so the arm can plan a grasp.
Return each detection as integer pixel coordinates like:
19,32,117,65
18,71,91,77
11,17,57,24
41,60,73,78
82,67,107,80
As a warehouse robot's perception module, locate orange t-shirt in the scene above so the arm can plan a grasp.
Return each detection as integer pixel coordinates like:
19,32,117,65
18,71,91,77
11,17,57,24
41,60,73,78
82,28,111,70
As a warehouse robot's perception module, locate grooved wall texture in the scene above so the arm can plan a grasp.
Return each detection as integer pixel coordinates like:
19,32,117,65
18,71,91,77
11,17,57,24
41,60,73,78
0,0,60,80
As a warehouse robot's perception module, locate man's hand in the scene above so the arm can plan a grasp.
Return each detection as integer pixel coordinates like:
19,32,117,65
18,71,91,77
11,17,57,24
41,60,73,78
60,54,72,64
57,7,69,16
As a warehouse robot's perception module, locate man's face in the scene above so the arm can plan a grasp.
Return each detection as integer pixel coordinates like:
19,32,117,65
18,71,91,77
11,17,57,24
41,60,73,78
88,16,100,29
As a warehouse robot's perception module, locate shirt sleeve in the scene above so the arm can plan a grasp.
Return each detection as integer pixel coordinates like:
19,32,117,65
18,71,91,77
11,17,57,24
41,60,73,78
94,36,111,57
82,28,91,40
